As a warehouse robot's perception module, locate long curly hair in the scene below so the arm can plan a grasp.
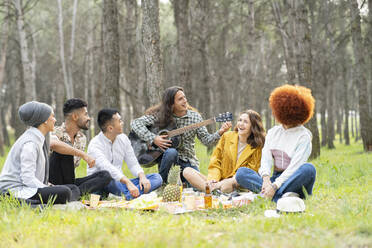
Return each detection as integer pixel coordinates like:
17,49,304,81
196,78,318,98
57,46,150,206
269,84,315,126
145,86,196,129
234,109,266,149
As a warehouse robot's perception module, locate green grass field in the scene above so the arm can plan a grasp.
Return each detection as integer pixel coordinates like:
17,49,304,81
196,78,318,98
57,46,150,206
0,139,371,247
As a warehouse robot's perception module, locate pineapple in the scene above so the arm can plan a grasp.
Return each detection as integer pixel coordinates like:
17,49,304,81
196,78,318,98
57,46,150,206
162,166,182,202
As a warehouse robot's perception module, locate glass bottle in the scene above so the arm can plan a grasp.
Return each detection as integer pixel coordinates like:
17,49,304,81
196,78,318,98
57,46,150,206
204,183,212,209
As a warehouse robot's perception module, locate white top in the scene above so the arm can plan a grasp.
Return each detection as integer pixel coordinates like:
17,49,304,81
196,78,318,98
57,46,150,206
237,141,247,162
0,127,47,199
258,125,312,188
87,132,144,181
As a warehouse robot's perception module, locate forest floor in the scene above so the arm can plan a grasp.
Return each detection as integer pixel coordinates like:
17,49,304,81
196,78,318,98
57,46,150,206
0,138,371,248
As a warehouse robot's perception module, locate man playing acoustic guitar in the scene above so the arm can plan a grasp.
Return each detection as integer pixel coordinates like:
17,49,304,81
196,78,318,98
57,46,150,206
130,86,232,184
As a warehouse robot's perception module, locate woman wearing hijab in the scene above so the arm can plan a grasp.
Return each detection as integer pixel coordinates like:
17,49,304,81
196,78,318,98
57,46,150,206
0,101,80,204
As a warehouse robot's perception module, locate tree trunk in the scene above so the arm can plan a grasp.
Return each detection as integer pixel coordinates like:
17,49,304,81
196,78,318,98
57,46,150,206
337,108,342,143
195,0,212,116
103,0,120,109
57,0,73,99
11,45,26,139
214,1,230,113
122,0,142,117
367,0,372,117
68,0,78,95
327,81,335,149
0,10,9,155
271,0,296,82
320,100,327,146
351,108,354,138
141,0,163,106
292,0,321,158
14,0,36,101
173,0,192,99
350,0,372,151
355,109,359,142
344,91,350,145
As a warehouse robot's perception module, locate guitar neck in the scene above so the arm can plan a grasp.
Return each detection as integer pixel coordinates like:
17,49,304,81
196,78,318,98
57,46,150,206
167,118,216,137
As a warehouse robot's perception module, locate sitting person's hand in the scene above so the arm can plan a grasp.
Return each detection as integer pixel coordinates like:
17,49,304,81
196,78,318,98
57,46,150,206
218,122,232,136
208,180,219,191
83,154,96,168
127,181,140,198
139,174,151,193
263,184,276,199
153,135,172,151
260,176,272,194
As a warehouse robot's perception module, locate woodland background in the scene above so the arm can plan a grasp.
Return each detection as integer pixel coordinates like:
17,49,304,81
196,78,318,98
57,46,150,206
0,0,372,157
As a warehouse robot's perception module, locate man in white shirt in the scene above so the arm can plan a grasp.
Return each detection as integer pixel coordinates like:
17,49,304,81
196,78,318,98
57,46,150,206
87,109,162,199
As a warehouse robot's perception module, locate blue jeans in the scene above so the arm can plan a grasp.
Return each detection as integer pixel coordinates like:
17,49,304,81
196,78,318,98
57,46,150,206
235,163,316,202
157,148,199,183
105,173,162,200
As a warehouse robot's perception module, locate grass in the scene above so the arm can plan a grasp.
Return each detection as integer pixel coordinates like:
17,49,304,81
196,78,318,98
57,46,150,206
0,138,371,247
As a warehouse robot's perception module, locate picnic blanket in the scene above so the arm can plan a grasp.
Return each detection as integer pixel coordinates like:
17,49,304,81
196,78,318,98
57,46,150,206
81,191,257,214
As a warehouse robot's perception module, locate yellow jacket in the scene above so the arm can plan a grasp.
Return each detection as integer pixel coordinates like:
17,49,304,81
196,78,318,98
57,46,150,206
207,131,262,181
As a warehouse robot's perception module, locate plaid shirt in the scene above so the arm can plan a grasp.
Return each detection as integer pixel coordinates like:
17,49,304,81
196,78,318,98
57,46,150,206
130,110,221,167
51,122,86,168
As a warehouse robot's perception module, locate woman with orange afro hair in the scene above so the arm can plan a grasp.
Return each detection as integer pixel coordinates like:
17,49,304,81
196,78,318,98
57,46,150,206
235,84,316,202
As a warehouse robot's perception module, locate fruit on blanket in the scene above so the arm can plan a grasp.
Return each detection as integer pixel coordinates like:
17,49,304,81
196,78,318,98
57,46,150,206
162,185,181,202
162,166,182,202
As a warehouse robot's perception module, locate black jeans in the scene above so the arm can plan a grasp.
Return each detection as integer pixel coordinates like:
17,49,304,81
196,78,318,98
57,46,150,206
30,184,80,204
49,152,112,195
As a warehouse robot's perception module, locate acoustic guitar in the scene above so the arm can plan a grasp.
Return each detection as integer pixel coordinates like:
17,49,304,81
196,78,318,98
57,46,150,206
128,112,233,168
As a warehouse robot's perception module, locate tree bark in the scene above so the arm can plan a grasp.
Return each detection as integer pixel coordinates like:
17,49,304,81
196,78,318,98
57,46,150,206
141,0,163,106
57,0,73,99
195,0,212,118
292,0,321,158
367,0,372,117
271,0,296,82
122,0,142,117
320,99,327,146
103,0,120,109
350,0,372,151
173,0,192,99
336,108,342,143
0,12,9,155
327,80,335,149
14,0,36,101
68,0,78,95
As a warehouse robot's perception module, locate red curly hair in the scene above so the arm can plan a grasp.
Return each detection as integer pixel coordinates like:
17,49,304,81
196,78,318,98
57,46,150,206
269,84,315,126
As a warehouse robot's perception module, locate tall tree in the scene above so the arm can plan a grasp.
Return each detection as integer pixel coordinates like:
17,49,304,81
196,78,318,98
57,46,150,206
172,0,192,98
57,0,73,99
141,0,163,106
68,0,78,95
194,0,212,130
102,0,120,109
367,0,372,116
350,0,372,151
294,0,321,157
0,8,9,155
272,0,321,158
14,0,36,101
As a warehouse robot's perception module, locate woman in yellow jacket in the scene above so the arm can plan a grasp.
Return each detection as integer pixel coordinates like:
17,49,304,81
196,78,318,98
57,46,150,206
183,109,266,193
